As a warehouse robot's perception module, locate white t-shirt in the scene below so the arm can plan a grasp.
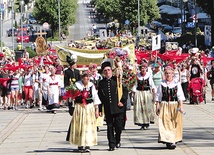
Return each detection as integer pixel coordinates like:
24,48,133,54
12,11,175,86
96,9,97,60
39,72,51,91
23,74,33,86
180,70,189,83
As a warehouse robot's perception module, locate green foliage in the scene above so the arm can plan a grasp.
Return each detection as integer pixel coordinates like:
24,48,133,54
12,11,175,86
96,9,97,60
47,31,60,41
26,47,37,58
196,27,201,33
95,0,160,26
95,0,120,22
0,41,5,47
14,20,18,28
33,0,78,35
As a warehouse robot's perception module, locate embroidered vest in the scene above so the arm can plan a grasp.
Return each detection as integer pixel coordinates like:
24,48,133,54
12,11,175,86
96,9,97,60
136,78,150,91
75,86,93,104
161,85,178,101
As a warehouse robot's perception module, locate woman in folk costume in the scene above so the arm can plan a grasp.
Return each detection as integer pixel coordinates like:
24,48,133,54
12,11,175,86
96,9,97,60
67,70,100,153
89,63,103,132
155,66,185,149
132,62,156,130
89,63,102,89
39,65,51,107
47,66,61,113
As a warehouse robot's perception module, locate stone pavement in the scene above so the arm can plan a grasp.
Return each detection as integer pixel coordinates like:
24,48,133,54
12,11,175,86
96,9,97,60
0,88,214,155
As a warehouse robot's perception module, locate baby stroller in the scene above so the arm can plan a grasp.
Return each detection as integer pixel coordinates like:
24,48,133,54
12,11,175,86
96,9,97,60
188,77,205,104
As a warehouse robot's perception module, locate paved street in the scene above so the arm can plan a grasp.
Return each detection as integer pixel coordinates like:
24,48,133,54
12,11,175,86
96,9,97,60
0,86,214,155
69,2,105,41
3,10,34,49
0,1,214,155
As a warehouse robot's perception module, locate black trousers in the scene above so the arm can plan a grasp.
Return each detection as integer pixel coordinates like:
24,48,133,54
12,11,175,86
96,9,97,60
181,82,189,99
105,112,124,148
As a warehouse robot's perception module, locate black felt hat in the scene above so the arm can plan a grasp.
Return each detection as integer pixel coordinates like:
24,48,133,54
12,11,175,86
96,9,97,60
101,61,112,71
66,55,75,66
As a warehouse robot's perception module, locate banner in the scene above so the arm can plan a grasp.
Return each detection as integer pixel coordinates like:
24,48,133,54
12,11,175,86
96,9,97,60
56,46,106,66
67,47,108,54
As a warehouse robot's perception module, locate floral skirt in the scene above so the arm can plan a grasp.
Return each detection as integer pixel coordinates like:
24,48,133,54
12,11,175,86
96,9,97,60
69,103,97,146
158,101,183,144
133,90,155,125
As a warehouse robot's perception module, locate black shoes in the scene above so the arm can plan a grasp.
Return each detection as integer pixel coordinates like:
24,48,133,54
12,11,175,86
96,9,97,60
115,142,121,148
85,146,90,152
166,143,176,149
78,146,90,153
108,147,115,151
7,106,13,110
97,127,100,132
30,104,35,108
78,146,84,153
140,125,149,130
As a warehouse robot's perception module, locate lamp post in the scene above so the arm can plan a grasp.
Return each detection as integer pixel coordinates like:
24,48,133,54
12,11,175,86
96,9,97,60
194,0,197,47
10,0,14,51
181,0,188,36
180,0,183,35
20,0,24,49
137,0,140,36
57,0,61,41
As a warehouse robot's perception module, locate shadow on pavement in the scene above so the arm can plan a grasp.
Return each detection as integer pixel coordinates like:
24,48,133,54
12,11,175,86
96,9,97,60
32,148,112,153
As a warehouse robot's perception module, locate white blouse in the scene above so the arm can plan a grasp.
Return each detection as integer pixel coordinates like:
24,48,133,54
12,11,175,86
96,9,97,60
75,81,101,105
155,79,185,102
132,72,156,92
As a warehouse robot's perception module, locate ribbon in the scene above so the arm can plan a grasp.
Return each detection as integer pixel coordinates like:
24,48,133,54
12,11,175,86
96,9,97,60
81,89,89,105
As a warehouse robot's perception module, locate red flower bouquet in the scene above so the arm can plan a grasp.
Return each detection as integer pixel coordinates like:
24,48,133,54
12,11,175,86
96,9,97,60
122,63,137,92
63,78,81,100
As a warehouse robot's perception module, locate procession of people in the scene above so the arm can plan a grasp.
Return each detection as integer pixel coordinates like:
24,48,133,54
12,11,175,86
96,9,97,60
1,37,214,153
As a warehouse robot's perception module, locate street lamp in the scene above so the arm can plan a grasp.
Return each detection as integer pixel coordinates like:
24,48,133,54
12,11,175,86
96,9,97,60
10,0,15,51
194,0,197,47
137,0,140,36
180,0,188,36
20,0,24,49
57,0,61,41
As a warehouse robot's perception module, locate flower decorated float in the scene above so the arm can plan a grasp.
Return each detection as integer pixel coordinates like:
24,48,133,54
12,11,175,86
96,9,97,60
105,47,137,93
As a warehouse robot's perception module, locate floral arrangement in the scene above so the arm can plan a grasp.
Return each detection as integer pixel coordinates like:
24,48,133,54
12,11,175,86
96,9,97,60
122,63,137,92
63,78,81,100
106,48,128,60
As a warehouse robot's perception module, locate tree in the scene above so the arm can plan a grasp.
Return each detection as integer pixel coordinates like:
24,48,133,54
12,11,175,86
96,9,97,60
33,0,78,35
95,0,160,28
95,0,120,22
196,0,214,46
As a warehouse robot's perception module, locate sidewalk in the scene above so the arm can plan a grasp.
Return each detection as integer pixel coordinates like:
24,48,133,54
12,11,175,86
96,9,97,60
0,94,214,155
